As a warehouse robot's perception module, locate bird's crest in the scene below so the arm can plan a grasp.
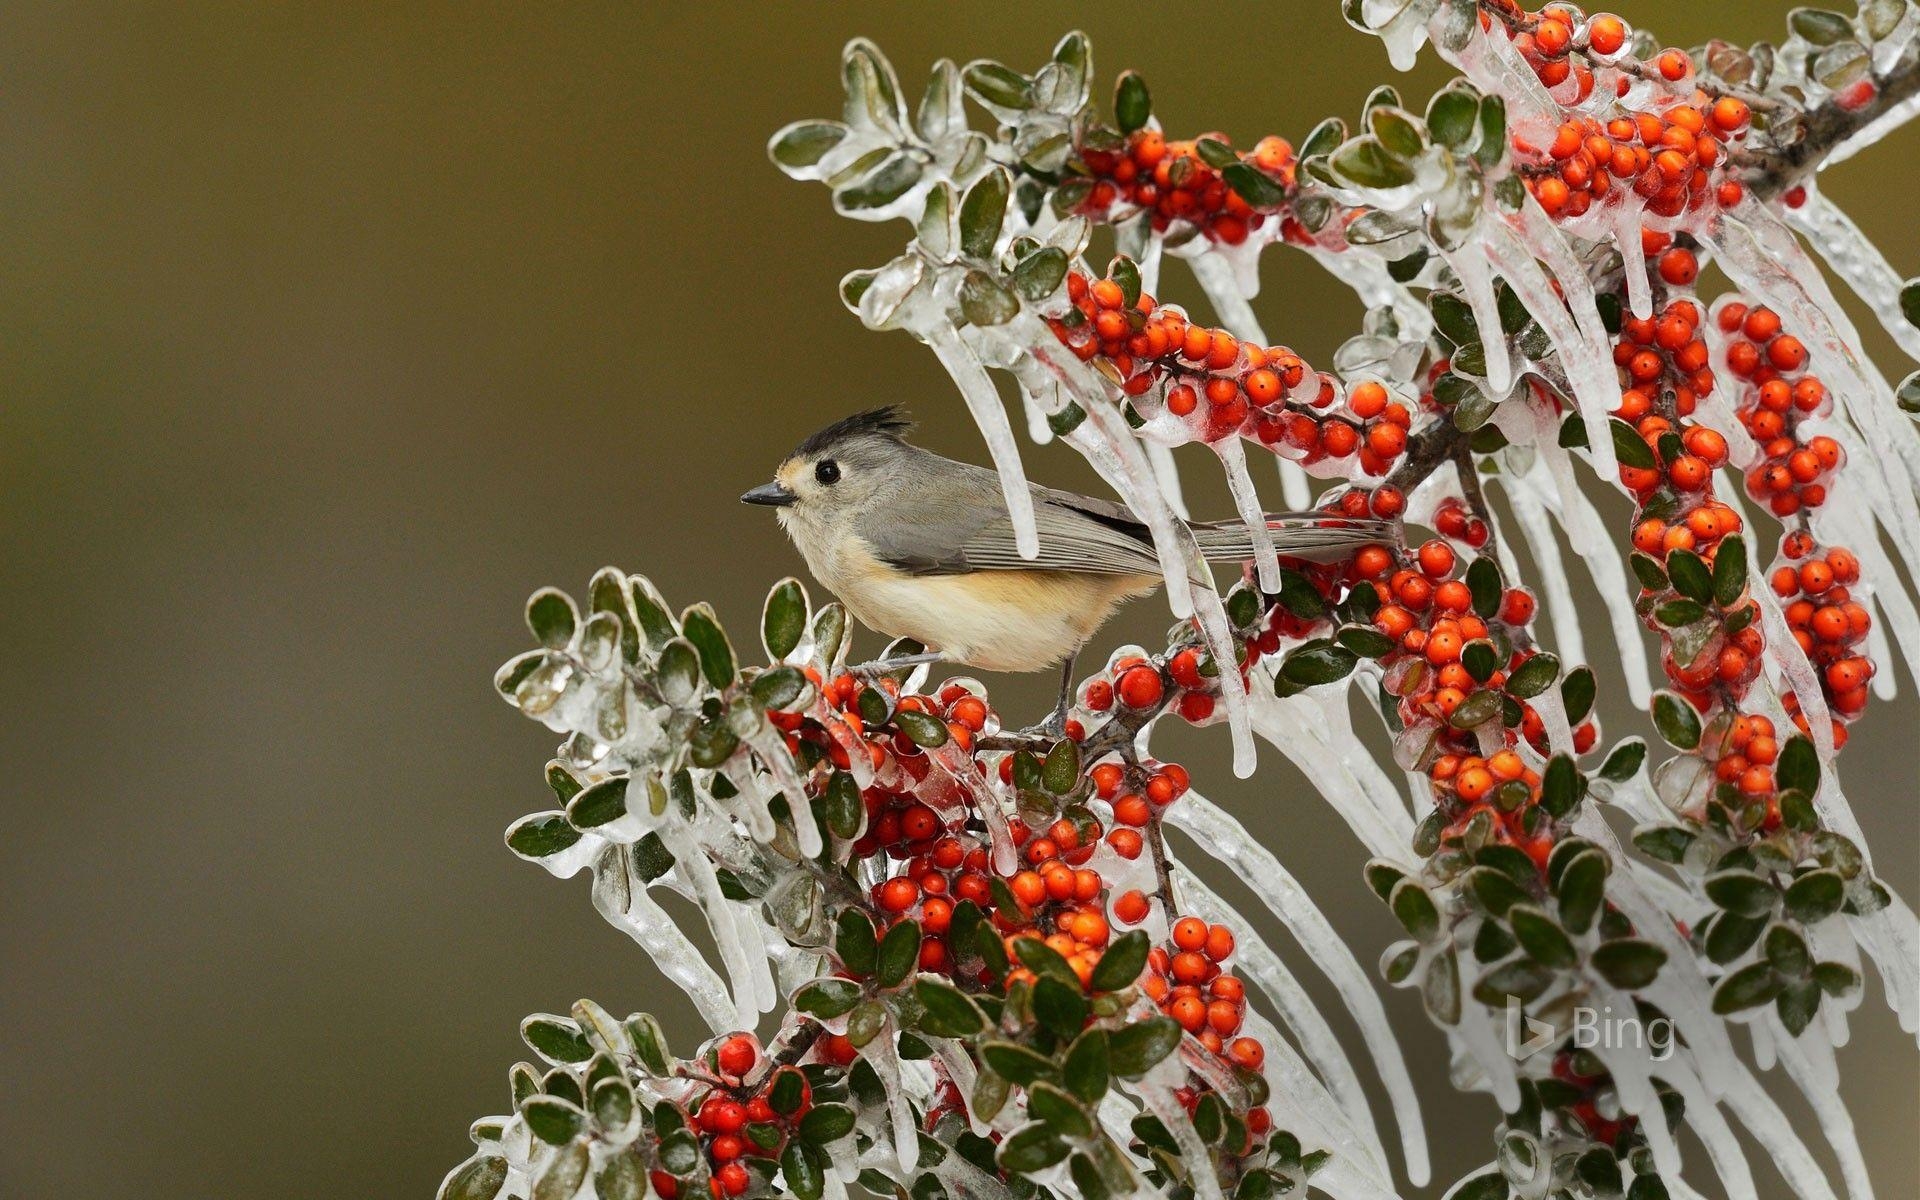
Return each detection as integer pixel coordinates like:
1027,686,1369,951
791,406,913,459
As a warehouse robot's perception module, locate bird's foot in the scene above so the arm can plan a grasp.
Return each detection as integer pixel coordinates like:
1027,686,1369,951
845,647,943,691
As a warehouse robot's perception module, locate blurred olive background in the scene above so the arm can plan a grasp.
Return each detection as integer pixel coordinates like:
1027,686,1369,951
2,3,1915,1197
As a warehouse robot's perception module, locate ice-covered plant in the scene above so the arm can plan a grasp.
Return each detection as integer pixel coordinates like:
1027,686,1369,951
443,5,1920,1199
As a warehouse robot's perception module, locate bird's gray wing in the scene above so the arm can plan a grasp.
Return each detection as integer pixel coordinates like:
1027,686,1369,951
1190,514,1397,563
865,463,1163,577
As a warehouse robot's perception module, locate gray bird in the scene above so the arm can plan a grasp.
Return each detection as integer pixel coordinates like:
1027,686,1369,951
741,407,1391,684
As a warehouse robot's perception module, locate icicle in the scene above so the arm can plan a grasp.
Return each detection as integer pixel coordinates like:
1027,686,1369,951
1494,212,1621,484
1822,88,1920,170
1439,245,1513,394
1215,435,1282,592
1718,1074,1843,1200
927,327,1039,560
1304,244,1433,341
1145,439,1191,519
660,824,763,1029
1170,859,1401,1181
1452,1004,1521,1113
742,726,822,857
1499,476,1585,669
1277,455,1313,509
1789,189,1920,362
1582,981,1682,1179
590,848,737,1032
1165,789,1428,1178
1614,199,1653,319
1658,1062,1758,1200
1187,250,1268,342
1533,442,1655,705
862,1025,920,1173
1246,690,1407,856
1137,1080,1227,1200
1313,685,1416,846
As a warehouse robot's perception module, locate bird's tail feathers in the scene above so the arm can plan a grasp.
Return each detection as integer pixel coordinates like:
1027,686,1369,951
1190,513,1397,564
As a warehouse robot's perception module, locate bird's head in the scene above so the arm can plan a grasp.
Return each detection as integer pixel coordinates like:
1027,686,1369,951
741,406,915,535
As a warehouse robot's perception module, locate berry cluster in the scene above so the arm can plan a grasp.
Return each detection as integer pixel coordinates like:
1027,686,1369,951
1052,267,1414,473
1143,917,1266,1072
1075,130,1296,245
1714,301,1842,518
1772,535,1874,733
651,1036,810,1200
1521,97,1749,219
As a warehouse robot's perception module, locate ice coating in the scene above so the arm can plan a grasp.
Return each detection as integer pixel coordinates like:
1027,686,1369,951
1166,790,1428,1180
1438,244,1513,395
1789,189,1920,364
927,326,1041,560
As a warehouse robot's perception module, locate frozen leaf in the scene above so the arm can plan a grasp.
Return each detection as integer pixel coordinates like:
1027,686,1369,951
527,588,578,650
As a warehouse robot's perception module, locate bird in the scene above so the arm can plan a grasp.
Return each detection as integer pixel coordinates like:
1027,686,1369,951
741,406,1393,701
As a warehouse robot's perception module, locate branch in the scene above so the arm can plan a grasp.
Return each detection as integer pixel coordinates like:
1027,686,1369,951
1739,52,1920,198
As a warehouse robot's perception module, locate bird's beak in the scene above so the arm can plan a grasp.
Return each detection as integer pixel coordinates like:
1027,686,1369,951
740,481,796,508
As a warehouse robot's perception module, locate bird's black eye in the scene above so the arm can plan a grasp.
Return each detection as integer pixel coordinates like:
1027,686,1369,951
814,459,841,485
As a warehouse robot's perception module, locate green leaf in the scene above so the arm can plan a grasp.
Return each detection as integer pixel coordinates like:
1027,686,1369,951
1665,550,1714,604
567,777,629,830
527,588,578,649
1610,419,1655,469
959,270,1018,327
997,1122,1070,1173
1431,292,1478,347
1713,961,1784,1013
679,604,735,688
1630,553,1669,591
1766,923,1813,976
522,1015,593,1064
1469,866,1528,918
1784,869,1846,923
750,665,807,712
836,909,878,977
1599,739,1646,782
1459,560,1501,624
1299,116,1346,159
1032,975,1089,1037
1391,878,1442,942
915,978,987,1036
1591,938,1667,989
1815,961,1862,997
1462,639,1497,683
533,1140,589,1200
1777,735,1821,796
1108,1015,1181,1077
1330,136,1416,188
1472,958,1553,1006
960,168,1011,260
799,1102,857,1144
1089,929,1149,992
1705,911,1768,964
980,1039,1057,1085
1277,569,1326,619
1279,640,1358,687
1474,94,1507,168
1426,86,1479,148
1705,870,1778,918
1556,850,1608,934
1114,70,1151,133
877,918,921,988
506,812,583,861
1061,1028,1111,1102
1509,904,1577,968
763,579,808,659
1448,688,1503,730
1505,652,1560,699
781,1141,824,1200
794,979,862,1019
1042,739,1081,794
1368,106,1425,157
1713,537,1748,606
1222,162,1288,208
1455,1171,1510,1200
1011,247,1069,302
1654,599,1707,627
1336,625,1396,658
1791,7,1856,45
1650,691,1702,750
440,1156,509,1200
893,708,949,748
1026,1081,1093,1137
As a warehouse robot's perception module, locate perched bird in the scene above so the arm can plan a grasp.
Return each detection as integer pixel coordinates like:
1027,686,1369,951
741,407,1392,683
